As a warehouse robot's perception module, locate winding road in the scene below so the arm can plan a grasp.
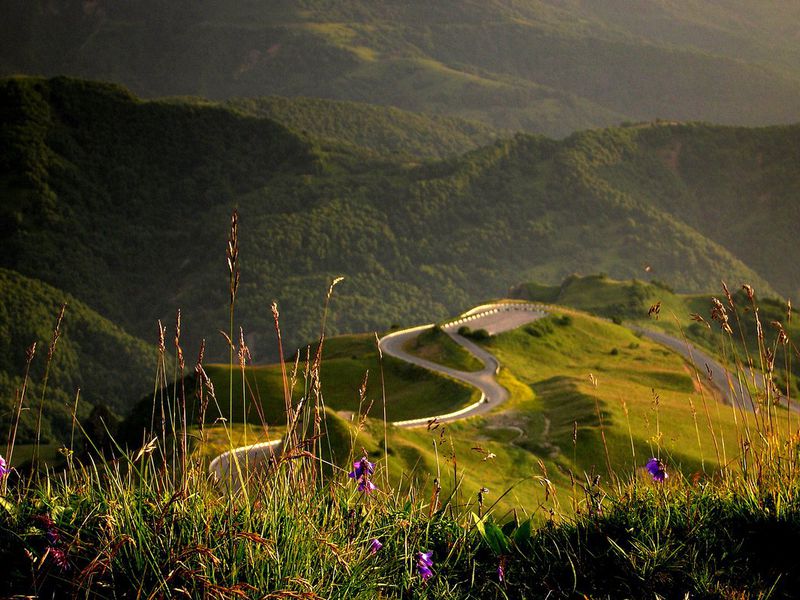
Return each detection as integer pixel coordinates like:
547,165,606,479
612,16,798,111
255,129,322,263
210,301,757,480
636,328,750,410
378,303,547,425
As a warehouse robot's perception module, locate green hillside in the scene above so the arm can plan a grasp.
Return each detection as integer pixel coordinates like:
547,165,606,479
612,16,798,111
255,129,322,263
6,2,800,135
0,269,159,445
0,77,788,369
577,123,800,300
226,96,501,160
201,333,478,425
124,332,476,436
512,274,800,395
126,307,747,517
403,326,483,372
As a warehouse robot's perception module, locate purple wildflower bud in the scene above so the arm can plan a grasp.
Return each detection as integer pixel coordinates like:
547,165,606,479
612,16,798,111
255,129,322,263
645,457,668,482
497,562,505,582
348,458,375,480
369,538,383,554
416,551,434,581
349,456,378,494
0,455,8,477
49,547,69,571
358,479,377,494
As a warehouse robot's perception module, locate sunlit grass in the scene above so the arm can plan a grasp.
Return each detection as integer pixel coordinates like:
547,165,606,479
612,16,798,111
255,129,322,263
3,274,800,597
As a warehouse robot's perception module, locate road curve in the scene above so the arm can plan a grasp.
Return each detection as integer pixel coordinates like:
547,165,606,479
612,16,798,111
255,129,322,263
378,325,506,426
635,327,751,410
378,303,547,426
211,303,544,479
637,327,798,414
209,439,282,485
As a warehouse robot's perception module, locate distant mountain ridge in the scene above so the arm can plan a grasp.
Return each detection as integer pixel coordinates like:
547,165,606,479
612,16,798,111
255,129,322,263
5,1,800,136
224,96,502,160
0,77,790,371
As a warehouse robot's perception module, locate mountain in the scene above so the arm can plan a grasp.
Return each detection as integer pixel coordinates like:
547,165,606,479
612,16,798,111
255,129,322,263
225,96,502,160
0,268,160,444
570,123,800,301
5,1,800,136
0,77,786,371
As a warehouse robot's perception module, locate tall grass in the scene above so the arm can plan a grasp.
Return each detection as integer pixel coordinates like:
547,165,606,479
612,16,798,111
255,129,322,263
2,223,800,598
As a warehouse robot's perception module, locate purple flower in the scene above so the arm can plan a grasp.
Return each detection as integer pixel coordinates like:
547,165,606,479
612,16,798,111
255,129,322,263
349,456,377,494
348,458,375,480
369,538,383,554
358,479,377,494
497,562,505,582
416,551,434,581
646,457,668,482
46,528,59,545
0,455,8,478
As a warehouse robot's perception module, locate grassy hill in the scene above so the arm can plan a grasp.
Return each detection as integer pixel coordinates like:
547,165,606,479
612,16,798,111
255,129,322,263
2,76,792,373
3,303,798,598
512,274,800,396
126,305,750,517
402,326,483,372
332,309,750,516
0,269,159,446
6,2,800,136
204,333,479,425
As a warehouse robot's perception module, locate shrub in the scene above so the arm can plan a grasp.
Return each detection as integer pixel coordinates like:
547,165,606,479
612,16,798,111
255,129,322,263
469,328,490,340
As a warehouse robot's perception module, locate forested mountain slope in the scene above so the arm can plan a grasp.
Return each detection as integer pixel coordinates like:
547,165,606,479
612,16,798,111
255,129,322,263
1,77,786,369
0,269,159,443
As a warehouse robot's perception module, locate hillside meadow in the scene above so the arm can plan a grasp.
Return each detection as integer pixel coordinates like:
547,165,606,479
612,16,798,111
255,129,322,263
1,280,799,597
2,68,800,597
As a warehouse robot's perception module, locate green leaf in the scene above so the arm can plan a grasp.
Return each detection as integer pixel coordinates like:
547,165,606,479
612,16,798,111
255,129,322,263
0,495,16,517
472,512,509,555
513,518,532,546
484,521,510,555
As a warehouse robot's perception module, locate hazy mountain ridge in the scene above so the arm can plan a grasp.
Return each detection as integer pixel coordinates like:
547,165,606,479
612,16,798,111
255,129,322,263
5,1,800,135
0,77,786,376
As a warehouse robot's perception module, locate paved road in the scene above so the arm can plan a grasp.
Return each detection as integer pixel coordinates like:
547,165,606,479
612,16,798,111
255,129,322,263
378,304,546,426
636,328,751,410
378,326,505,425
637,327,798,414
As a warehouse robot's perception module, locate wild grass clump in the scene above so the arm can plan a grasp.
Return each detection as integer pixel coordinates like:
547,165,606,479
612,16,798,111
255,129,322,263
0,454,473,598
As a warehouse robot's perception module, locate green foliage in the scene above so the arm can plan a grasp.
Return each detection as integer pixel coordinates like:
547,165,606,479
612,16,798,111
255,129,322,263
227,96,500,160
516,273,800,396
121,332,477,443
2,76,781,372
0,269,158,445
465,328,490,341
